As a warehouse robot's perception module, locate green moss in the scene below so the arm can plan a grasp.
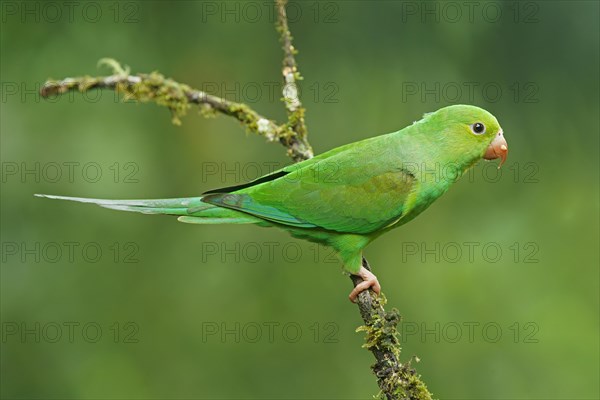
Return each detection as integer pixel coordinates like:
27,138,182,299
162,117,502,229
97,58,130,76
198,104,218,119
116,71,191,125
356,294,434,400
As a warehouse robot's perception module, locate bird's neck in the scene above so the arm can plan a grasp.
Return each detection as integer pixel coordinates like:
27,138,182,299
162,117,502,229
391,125,480,187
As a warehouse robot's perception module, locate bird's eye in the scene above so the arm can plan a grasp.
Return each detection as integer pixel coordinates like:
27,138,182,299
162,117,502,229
471,122,486,135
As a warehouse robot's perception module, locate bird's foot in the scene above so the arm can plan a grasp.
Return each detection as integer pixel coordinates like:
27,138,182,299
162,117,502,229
349,266,381,303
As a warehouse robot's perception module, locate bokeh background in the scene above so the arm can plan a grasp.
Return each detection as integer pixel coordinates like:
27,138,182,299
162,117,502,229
1,1,598,399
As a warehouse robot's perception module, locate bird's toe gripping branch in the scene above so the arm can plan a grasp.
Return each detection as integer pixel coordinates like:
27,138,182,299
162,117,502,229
349,267,382,303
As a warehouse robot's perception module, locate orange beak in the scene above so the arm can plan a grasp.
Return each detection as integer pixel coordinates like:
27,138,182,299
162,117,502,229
484,130,508,168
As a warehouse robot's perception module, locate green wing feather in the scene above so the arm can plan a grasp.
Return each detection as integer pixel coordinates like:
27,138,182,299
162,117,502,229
202,133,416,235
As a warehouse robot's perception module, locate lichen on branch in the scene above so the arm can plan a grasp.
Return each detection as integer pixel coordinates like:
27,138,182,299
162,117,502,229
40,59,313,162
276,0,308,145
356,293,433,400
351,258,434,400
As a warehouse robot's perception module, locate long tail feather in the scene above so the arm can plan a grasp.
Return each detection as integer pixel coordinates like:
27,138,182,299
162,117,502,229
34,194,204,215
34,194,262,224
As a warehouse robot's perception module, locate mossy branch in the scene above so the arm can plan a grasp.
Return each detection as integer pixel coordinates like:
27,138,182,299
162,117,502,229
40,60,313,162
276,0,308,144
39,1,433,399
353,258,433,400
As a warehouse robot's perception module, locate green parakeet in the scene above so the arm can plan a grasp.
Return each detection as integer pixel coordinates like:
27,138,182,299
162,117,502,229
36,104,508,301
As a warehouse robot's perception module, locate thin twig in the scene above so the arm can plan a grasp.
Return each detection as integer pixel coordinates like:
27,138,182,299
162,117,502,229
275,0,309,148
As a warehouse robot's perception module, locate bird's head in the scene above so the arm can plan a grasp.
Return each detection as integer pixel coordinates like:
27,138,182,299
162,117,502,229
424,104,508,169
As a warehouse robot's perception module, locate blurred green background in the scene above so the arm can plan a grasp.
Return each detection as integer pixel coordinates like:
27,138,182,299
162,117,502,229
1,1,598,399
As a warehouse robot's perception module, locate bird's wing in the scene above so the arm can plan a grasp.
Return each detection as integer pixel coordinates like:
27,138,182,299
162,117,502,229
201,135,416,234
